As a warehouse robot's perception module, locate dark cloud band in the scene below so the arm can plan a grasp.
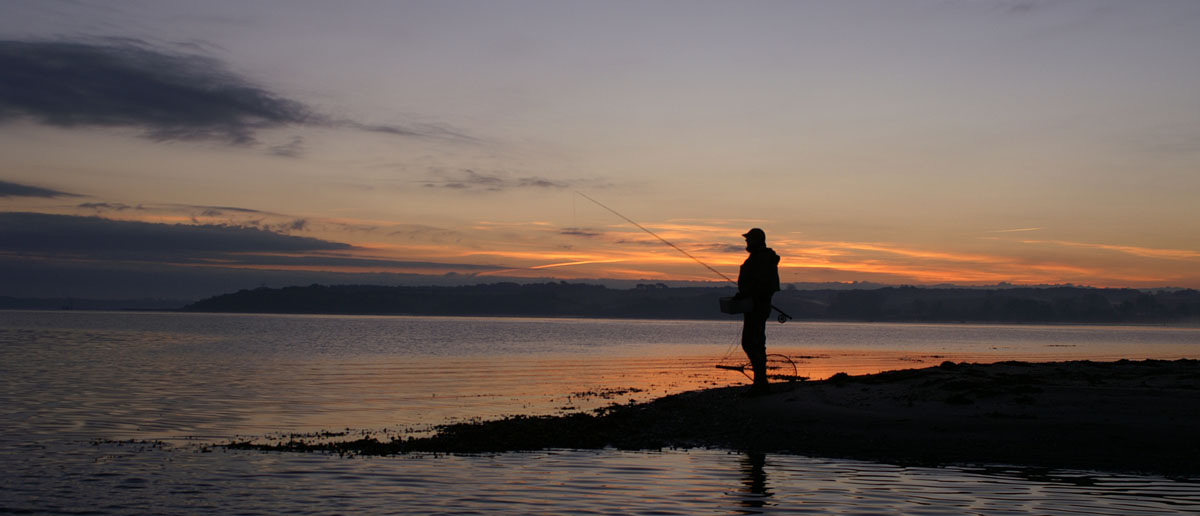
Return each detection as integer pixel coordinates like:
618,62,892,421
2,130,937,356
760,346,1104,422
0,180,79,198
0,212,347,255
0,212,499,274
0,39,475,147
421,169,569,192
0,40,316,145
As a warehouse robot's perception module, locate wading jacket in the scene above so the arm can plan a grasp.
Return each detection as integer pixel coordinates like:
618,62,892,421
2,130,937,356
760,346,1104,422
737,246,781,307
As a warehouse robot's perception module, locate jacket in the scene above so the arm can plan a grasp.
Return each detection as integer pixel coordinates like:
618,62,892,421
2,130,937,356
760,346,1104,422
737,246,781,299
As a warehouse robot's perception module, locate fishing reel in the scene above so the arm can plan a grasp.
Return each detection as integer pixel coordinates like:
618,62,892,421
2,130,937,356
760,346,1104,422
777,313,792,324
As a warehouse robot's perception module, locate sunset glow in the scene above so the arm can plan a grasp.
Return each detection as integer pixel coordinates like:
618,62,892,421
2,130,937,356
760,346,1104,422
1,1,1198,300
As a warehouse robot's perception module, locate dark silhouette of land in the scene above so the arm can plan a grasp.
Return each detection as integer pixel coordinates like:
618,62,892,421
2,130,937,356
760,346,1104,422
0,296,189,311
226,359,1200,477
182,283,1200,324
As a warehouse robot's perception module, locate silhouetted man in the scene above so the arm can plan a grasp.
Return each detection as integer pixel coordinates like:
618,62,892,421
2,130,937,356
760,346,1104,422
735,228,780,394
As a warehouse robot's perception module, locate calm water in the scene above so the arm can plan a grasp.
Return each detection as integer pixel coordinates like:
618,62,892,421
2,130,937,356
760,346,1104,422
2,310,1198,514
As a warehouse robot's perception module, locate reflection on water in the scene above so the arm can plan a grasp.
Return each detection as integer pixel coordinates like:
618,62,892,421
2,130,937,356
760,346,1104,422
4,445,1195,515
4,311,1196,445
735,452,772,512
2,311,1198,514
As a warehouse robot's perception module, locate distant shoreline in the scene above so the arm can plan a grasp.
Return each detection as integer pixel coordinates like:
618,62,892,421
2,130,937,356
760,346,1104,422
5,283,1198,325
176,283,1200,325
7,307,1200,330
227,359,1200,478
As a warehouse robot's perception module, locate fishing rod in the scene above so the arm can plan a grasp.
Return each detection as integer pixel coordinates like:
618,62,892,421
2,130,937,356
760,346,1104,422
575,191,792,323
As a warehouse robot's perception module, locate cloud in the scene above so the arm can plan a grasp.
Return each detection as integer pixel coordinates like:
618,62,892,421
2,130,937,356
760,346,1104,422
991,227,1042,233
0,212,515,299
269,136,306,157
692,243,746,254
0,212,348,257
0,255,504,300
168,203,267,215
278,219,308,232
0,180,80,198
1020,239,1200,261
421,169,569,192
560,227,604,238
348,121,480,143
385,223,461,242
0,39,317,145
79,202,140,211
0,212,503,275
199,252,497,272
76,202,311,232
0,39,476,147
75,202,410,244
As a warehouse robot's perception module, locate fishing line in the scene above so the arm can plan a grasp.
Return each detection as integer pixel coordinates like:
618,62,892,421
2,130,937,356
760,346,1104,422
573,191,793,372
574,191,737,286
574,191,792,323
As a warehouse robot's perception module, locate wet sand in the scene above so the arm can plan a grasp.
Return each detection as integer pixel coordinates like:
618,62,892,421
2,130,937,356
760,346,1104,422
229,359,1200,477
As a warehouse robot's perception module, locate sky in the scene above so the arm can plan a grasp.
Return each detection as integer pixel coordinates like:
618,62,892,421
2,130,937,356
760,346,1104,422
2,0,1199,300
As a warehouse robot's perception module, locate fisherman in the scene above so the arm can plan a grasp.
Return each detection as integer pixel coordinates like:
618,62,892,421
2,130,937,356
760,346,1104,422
734,228,781,395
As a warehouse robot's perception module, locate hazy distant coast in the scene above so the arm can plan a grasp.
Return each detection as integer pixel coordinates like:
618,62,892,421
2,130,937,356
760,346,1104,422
180,283,1200,324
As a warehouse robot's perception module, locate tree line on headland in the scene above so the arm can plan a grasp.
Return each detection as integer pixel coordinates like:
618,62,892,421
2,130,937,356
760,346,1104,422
184,283,1200,324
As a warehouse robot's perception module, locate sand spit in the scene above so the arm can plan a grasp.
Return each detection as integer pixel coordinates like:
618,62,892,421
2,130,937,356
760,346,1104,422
227,359,1200,477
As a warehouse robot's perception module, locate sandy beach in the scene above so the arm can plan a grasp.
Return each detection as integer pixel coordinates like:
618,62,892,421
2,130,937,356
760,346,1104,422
233,359,1200,478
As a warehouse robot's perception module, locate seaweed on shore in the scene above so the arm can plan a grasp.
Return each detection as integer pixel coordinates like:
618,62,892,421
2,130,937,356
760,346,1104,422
226,394,745,456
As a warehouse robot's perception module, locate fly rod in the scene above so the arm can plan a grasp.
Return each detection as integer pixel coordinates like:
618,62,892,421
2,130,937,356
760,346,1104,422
575,191,793,323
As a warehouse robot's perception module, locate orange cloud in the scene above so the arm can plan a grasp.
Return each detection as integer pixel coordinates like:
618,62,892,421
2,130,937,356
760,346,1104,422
40,201,1198,288
529,259,626,270
1021,239,1200,261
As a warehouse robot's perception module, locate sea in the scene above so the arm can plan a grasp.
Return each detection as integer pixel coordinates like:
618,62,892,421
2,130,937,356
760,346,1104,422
2,310,1198,515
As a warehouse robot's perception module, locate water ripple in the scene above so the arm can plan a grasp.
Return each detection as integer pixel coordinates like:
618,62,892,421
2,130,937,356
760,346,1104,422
3,311,1199,514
